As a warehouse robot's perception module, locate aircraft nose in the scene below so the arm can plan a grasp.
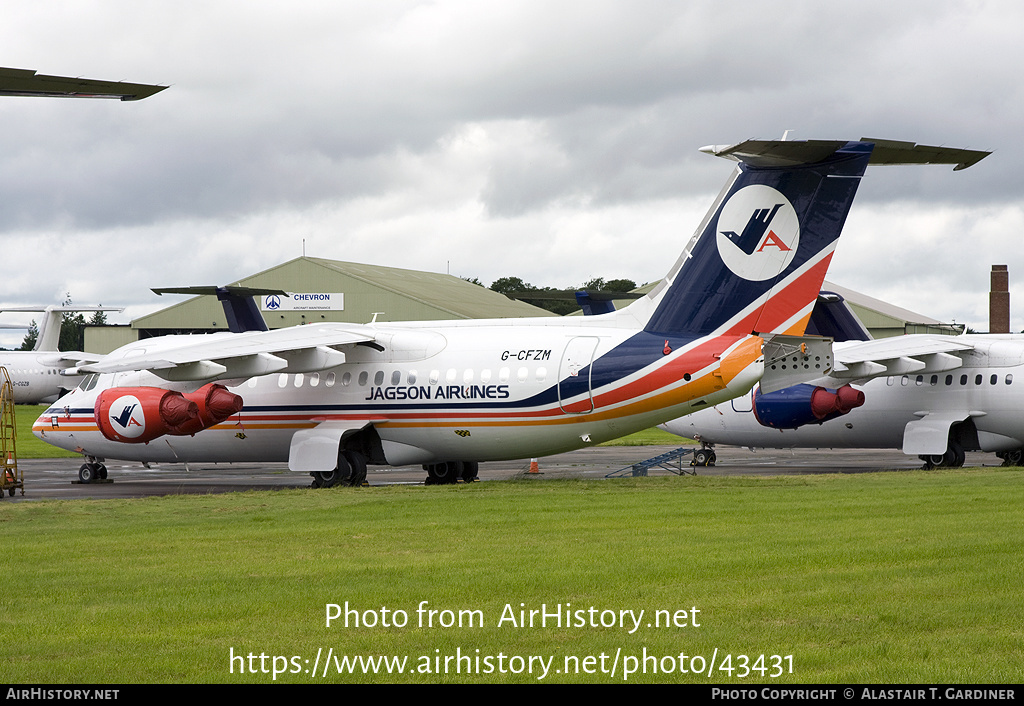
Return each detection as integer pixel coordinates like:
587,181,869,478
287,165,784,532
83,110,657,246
32,406,67,440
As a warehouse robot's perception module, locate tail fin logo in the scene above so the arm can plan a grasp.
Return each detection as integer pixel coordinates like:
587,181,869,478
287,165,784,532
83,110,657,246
716,185,800,281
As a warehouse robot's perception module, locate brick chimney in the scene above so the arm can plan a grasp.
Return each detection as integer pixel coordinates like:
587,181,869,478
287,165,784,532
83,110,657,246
990,265,1009,333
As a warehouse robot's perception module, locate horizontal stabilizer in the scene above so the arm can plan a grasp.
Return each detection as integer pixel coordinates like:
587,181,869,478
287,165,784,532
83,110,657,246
701,138,989,171
0,67,166,101
153,286,289,333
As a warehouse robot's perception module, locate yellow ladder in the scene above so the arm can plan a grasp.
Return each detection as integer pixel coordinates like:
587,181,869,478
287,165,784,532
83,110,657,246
0,366,22,498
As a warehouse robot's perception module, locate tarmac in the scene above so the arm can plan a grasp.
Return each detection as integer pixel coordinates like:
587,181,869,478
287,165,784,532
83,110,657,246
0,445,998,502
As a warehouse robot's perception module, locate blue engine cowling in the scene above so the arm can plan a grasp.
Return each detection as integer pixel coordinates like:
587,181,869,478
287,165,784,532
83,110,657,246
752,383,865,430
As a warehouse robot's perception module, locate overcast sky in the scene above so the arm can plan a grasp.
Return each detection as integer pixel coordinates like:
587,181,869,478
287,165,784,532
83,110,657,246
1,1,1020,346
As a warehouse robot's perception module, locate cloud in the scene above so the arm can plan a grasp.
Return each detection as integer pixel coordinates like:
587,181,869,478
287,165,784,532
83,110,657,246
0,0,1020,344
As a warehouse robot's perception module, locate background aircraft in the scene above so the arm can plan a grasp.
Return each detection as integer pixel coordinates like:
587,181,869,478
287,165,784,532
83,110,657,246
0,68,158,399
663,313,1024,468
32,138,988,485
0,66,165,100
0,306,124,403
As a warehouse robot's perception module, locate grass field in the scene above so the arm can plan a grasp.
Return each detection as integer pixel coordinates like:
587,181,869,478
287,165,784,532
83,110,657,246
2,469,1022,683
12,404,78,458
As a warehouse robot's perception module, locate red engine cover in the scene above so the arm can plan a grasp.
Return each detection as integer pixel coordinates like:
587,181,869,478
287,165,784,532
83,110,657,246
95,387,200,444
94,384,244,444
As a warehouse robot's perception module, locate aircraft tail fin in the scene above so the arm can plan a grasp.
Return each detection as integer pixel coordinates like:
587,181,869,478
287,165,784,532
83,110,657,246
636,138,988,340
805,291,872,342
152,286,287,333
0,305,124,351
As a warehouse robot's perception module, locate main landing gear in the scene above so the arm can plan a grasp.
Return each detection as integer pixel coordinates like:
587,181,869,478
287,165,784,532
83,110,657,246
919,441,965,470
423,461,479,485
997,448,1023,467
310,450,369,488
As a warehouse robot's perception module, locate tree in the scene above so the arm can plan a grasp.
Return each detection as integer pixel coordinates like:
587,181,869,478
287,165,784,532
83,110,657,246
490,276,535,297
602,278,637,293
19,320,38,351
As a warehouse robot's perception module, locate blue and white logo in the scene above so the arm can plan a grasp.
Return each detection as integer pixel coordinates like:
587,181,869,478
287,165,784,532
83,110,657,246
716,185,799,281
265,295,281,310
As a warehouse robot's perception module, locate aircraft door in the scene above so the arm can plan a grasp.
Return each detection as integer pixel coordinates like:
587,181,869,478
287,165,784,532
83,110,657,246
731,387,754,413
559,337,598,414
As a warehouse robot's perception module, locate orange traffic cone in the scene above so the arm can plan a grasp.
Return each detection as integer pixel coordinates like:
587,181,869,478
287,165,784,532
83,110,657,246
528,458,540,474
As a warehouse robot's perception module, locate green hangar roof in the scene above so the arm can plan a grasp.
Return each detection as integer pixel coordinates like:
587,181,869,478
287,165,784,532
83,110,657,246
132,256,556,333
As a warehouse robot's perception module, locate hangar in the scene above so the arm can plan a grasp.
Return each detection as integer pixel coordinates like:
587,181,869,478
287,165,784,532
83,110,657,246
84,256,555,354
82,257,957,354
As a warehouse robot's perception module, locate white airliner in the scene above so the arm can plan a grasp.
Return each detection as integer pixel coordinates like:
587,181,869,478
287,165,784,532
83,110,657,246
663,332,1024,469
0,306,124,404
32,138,988,485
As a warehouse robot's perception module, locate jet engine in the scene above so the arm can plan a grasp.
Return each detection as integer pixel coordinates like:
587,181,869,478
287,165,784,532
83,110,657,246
752,383,864,430
95,384,243,443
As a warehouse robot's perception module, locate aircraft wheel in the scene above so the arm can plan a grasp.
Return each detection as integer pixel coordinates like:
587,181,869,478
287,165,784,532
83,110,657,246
344,451,368,487
693,449,712,467
951,443,966,468
313,455,352,489
79,464,95,484
461,461,480,482
424,461,460,485
8,487,15,496
98,465,108,480
1004,449,1023,467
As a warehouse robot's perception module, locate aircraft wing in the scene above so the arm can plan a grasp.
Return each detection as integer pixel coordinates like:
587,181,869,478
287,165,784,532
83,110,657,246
70,324,379,382
830,335,974,379
37,352,107,367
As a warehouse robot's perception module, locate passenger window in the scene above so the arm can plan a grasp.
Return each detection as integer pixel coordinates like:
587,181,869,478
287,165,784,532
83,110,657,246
391,371,401,385
463,369,474,384
429,370,440,385
901,376,909,386
945,375,953,385
338,372,348,386
499,367,510,383
310,373,320,387
975,374,983,385
1007,374,1013,385
446,369,457,383
517,367,528,383
886,376,894,386
327,372,337,387
358,371,369,386
408,370,417,384
536,367,547,381
374,371,384,386
991,374,998,385
915,375,923,386
960,375,968,385
480,369,492,383
294,373,304,388
930,375,938,386
278,374,288,388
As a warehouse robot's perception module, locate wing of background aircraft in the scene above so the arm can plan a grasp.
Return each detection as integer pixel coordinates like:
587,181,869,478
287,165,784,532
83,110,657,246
830,336,974,379
0,67,166,100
